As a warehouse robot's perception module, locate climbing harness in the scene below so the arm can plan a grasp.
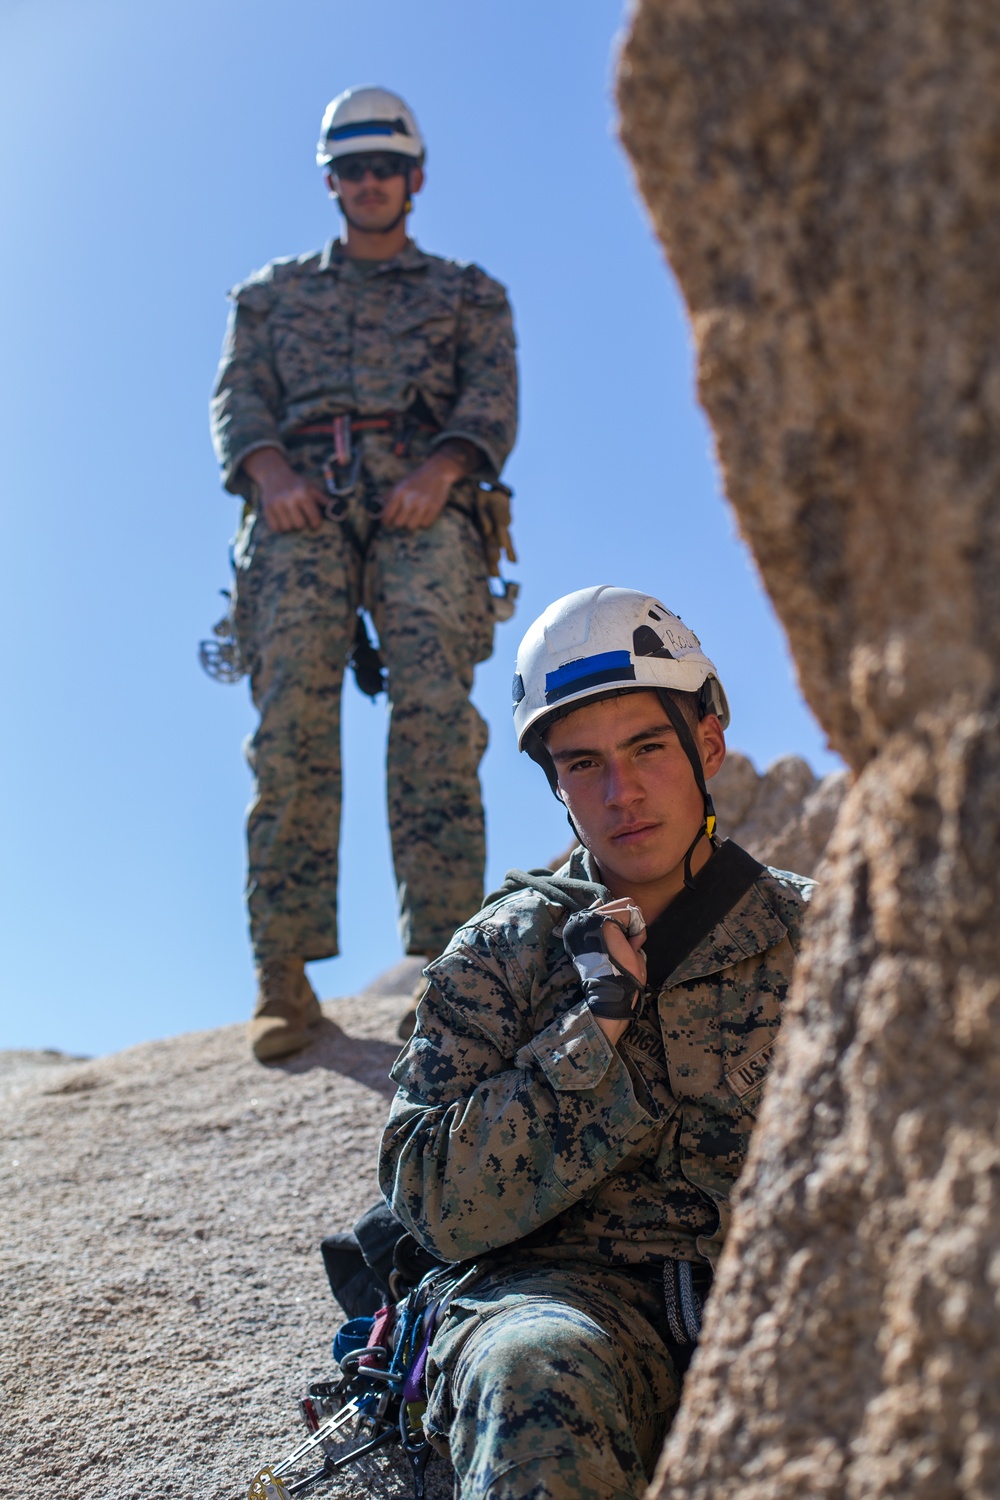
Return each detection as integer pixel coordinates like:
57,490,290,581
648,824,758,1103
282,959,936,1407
289,414,440,514
290,414,519,616
245,1263,480,1500
205,414,518,696
285,421,394,698
198,588,246,684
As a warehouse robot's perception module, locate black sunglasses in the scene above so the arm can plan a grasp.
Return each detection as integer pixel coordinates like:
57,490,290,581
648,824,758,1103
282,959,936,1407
333,153,410,183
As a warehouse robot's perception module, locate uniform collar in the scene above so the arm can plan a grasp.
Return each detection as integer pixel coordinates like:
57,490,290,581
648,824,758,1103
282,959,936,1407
561,845,787,987
317,236,430,275
565,845,598,883
658,879,787,988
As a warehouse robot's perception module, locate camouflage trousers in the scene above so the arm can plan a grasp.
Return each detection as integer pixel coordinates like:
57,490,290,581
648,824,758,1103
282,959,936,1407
232,438,495,962
425,1262,683,1500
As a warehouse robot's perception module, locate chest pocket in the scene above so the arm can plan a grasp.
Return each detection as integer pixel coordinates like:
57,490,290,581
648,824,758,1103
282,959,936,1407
383,285,461,394
666,922,794,1085
269,291,350,390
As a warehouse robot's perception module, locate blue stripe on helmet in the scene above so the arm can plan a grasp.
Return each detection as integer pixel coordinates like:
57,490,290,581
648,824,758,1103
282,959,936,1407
329,119,407,140
544,650,635,704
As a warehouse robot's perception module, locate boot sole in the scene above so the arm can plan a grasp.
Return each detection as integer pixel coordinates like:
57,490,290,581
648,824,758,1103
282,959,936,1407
250,1012,322,1063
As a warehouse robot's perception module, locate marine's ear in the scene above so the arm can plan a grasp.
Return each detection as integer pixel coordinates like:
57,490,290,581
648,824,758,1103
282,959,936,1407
698,714,727,781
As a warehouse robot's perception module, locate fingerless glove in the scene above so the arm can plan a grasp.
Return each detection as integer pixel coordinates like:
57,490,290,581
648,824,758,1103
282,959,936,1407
562,907,642,1021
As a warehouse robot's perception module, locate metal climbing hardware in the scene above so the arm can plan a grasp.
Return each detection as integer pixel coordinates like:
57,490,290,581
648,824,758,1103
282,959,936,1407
247,1467,291,1500
288,412,441,512
349,612,386,699
199,589,246,683
245,1263,477,1500
491,578,520,622
324,456,362,504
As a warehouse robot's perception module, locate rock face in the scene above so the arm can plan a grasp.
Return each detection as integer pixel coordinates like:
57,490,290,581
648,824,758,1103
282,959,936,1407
0,987,449,1500
618,2,1000,1496
711,752,848,876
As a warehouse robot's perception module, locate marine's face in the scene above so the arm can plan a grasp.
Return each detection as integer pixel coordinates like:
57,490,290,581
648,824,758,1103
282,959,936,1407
327,153,423,230
545,690,725,908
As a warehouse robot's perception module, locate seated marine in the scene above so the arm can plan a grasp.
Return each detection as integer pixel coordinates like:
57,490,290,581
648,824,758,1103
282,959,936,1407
379,584,814,1500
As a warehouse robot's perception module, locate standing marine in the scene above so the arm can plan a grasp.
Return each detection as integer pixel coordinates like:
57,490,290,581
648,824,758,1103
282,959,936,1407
209,87,519,1060
379,585,814,1500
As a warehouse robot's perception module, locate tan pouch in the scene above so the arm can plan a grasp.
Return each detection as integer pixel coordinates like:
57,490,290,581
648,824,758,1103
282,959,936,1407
474,481,517,578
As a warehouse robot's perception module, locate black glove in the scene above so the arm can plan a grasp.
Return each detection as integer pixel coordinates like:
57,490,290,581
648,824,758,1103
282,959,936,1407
562,905,643,1021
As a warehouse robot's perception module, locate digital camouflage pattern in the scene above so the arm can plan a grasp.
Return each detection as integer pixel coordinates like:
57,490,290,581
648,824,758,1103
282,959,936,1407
380,845,813,1267
379,845,812,1498
211,239,518,490
231,431,495,961
210,239,517,960
424,1262,682,1500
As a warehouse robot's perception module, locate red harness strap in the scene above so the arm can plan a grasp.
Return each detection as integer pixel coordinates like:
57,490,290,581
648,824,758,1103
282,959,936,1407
290,414,440,459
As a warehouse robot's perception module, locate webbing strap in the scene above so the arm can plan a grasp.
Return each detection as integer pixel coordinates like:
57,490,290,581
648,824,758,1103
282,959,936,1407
287,415,440,443
654,690,718,886
482,866,608,914
642,840,765,992
484,844,763,976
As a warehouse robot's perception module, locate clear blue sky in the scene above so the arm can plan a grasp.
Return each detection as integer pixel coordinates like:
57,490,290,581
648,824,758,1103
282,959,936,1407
0,0,839,1057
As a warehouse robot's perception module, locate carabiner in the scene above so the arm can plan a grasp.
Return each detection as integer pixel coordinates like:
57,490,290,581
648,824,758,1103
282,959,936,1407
323,447,362,499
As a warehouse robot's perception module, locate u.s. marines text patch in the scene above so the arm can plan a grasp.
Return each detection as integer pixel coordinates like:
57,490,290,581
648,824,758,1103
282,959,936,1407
724,1039,776,1106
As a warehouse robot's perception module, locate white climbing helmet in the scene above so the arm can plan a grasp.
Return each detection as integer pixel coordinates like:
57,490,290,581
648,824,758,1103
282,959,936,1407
316,86,425,167
512,585,730,750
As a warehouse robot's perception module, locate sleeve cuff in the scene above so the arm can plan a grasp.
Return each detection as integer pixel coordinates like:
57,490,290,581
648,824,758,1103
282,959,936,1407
222,438,287,495
431,427,501,481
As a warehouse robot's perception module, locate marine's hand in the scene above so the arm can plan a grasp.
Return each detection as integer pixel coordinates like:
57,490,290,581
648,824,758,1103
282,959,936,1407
592,899,647,1046
243,447,325,533
595,899,648,987
562,899,647,1048
381,449,467,531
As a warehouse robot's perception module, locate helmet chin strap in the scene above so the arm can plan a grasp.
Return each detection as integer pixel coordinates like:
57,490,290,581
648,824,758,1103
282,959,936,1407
524,730,560,795
654,690,718,889
527,694,718,891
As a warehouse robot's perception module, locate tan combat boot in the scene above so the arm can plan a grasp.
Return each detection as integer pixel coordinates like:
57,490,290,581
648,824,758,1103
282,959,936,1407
249,957,323,1062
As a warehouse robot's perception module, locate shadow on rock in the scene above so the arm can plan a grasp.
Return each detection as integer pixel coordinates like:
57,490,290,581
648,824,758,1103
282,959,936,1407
267,1018,400,1098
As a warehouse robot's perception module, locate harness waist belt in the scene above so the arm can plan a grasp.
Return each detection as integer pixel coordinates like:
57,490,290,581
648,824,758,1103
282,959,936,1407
287,414,440,442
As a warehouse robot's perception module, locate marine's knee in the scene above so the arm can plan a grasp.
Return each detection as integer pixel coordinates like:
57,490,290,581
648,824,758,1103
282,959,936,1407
457,1300,618,1411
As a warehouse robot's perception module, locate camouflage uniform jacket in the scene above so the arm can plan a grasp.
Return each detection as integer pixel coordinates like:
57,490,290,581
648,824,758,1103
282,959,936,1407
380,847,813,1271
210,238,518,492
